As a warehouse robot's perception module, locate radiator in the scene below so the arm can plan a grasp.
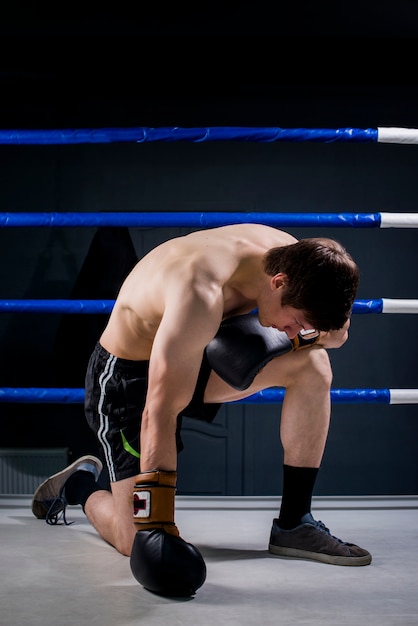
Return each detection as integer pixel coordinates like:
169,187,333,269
0,448,69,494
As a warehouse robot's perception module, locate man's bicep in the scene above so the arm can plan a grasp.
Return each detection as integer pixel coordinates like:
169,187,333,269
147,300,221,411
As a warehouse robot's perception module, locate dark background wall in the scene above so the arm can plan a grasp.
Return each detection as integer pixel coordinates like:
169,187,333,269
0,36,417,497
1,1,418,36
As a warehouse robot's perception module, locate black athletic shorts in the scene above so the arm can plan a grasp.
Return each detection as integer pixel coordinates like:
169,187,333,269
84,342,222,482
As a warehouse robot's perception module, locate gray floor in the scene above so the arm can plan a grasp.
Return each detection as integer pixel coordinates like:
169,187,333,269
1,495,417,626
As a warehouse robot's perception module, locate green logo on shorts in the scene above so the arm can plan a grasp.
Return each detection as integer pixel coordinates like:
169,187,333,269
120,430,140,458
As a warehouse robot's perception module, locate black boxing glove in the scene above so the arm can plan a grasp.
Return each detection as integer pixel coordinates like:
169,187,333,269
205,313,319,391
130,470,206,597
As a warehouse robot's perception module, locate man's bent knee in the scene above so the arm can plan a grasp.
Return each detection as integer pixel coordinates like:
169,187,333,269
84,482,136,556
285,347,333,392
105,520,136,556
116,532,136,557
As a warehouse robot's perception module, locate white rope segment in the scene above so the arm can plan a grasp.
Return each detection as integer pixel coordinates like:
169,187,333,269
389,390,418,404
381,299,418,313
377,127,418,144
380,213,418,228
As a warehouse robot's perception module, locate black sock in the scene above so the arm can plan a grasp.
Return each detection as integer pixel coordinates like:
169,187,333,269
64,470,102,508
277,464,319,529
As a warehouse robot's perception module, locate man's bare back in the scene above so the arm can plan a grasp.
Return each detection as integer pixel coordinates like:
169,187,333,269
100,224,297,360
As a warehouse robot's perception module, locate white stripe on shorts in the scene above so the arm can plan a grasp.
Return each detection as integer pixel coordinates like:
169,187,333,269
97,353,117,482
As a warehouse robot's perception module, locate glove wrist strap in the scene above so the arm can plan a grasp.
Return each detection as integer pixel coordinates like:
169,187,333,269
133,470,179,536
292,329,320,350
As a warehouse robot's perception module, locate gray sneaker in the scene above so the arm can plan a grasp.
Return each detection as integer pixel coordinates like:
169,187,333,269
31,455,102,526
269,513,372,566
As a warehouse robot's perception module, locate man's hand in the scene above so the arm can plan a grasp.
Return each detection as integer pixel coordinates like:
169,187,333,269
317,318,351,349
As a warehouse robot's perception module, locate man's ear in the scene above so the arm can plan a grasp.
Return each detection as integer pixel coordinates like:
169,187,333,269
271,273,288,290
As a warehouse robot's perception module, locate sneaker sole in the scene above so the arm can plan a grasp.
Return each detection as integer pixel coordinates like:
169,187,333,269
269,544,372,566
31,455,103,519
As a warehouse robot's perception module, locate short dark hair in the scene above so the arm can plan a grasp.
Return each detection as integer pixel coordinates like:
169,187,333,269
263,237,359,331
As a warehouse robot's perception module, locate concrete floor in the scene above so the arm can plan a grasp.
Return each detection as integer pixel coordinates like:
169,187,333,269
1,495,417,626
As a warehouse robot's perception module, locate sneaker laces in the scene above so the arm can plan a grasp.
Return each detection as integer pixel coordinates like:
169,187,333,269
313,519,346,545
43,496,73,526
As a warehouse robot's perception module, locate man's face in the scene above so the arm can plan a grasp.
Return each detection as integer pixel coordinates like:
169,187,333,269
268,305,314,339
257,274,314,339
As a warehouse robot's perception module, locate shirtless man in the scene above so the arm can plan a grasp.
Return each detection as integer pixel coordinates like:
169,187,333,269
32,224,371,596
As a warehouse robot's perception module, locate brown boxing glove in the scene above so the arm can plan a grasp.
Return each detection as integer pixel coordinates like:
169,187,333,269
130,470,207,596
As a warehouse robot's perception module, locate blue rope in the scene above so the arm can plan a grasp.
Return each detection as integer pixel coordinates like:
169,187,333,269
0,300,115,313
0,127,379,145
0,299,383,314
0,387,391,404
0,211,381,228
238,388,391,404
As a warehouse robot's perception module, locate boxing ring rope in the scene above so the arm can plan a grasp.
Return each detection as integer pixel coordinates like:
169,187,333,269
0,126,418,145
1,387,418,405
1,126,418,406
1,298,418,315
1,212,418,228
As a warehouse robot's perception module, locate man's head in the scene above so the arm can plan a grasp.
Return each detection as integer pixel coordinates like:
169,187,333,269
263,237,359,331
